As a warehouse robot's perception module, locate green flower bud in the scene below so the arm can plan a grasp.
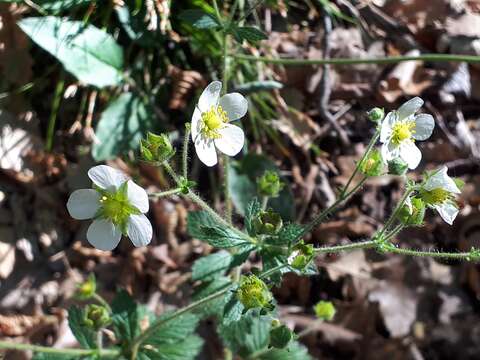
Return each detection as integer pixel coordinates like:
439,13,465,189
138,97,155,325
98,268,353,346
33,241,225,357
237,275,273,311
269,324,293,349
388,158,408,176
314,300,336,321
257,171,284,198
359,149,384,177
397,197,425,226
83,304,111,330
288,241,314,270
179,177,196,194
75,274,96,300
368,107,384,123
253,209,283,235
140,132,175,164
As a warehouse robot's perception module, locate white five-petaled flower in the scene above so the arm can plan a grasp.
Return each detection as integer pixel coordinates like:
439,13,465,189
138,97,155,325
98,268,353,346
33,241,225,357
380,97,435,170
67,165,153,251
418,166,461,225
191,81,248,167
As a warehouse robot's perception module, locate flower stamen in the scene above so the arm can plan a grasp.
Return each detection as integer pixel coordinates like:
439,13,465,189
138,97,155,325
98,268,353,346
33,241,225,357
391,120,416,145
200,105,229,139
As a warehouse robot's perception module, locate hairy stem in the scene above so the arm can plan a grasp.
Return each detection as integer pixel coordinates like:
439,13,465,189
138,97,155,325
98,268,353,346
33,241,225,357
0,341,119,357
233,53,480,66
149,188,182,198
182,125,191,179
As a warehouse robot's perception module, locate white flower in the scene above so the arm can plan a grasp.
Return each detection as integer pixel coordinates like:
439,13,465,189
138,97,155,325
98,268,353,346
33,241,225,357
380,97,434,169
191,81,248,167
419,166,461,225
67,165,152,251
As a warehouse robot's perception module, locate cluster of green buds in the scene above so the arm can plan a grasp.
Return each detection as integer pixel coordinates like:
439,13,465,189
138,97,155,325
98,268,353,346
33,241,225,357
359,149,384,177
237,274,274,311
75,274,96,300
388,158,408,176
367,107,384,123
253,209,283,235
257,171,284,198
288,241,314,271
140,132,175,164
313,300,336,321
83,304,111,331
269,319,295,349
397,197,426,226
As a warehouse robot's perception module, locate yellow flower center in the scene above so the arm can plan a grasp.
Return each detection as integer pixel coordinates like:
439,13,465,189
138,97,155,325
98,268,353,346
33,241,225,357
201,105,229,139
391,121,415,145
420,188,450,205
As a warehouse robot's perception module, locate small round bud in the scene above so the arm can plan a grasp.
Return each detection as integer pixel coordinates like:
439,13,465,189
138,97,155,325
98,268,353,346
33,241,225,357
368,107,384,123
397,197,425,226
313,300,336,321
257,171,284,198
237,275,273,311
83,304,111,330
288,241,314,270
271,319,281,328
269,324,293,349
388,158,408,176
75,274,96,300
140,132,175,164
359,149,384,177
253,209,283,235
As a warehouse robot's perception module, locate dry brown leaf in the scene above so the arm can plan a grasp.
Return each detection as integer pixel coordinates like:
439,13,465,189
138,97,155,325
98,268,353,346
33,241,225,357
168,65,204,110
0,239,15,279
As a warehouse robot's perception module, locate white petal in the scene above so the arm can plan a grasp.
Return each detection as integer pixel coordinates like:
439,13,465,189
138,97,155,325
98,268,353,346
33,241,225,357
194,135,218,167
424,166,461,194
127,214,153,247
397,97,424,120
191,107,202,142
380,111,396,143
413,114,434,141
88,165,128,191
214,124,245,156
405,196,413,214
381,141,400,162
219,93,248,121
86,219,122,251
434,202,459,225
67,189,101,220
127,180,149,213
399,141,422,169
198,81,221,112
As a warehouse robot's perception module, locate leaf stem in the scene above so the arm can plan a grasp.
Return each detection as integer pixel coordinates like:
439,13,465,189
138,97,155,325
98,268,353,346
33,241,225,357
232,53,480,66
182,125,191,179
149,188,182,198
0,341,119,357
314,240,376,253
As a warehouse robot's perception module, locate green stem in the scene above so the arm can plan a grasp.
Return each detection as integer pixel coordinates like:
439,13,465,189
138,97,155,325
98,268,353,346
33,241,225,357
297,176,368,240
182,125,191,179
384,246,478,260
340,129,380,197
223,156,232,223
163,162,181,184
261,196,269,210
92,293,112,313
129,283,232,359
0,341,119,357
378,188,413,239
232,53,480,66
46,72,65,152
149,188,182,198
314,240,376,254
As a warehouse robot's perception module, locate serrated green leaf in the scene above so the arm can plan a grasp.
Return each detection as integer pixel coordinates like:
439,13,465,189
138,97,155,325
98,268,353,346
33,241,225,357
192,276,232,301
178,9,220,29
144,312,199,346
18,16,123,87
192,250,232,281
222,291,244,325
68,306,97,349
92,93,156,161
230,26,268,43
142,334,203,360
271,223,305,246
111,290,145,342
220,311,270,357
187,211,248,248
245,198,261,236
258,340,312,360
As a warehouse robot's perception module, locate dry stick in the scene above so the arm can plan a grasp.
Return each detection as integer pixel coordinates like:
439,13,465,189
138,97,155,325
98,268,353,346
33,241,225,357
317,12,350,147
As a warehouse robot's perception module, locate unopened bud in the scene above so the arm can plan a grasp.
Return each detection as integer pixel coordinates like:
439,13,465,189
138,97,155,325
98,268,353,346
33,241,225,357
359,149,383,177
288,241,314,270
257,171,284,198
83,304,111,330
269,324,293,349
314,300,336,321
368,107,384,123
253,209,283,235
388,158,408,176
140,132,175,164
397,197,425,226
237,275,273,311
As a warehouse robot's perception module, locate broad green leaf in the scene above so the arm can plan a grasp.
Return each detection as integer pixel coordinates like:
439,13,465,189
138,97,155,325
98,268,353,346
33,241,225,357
67,306,96,349
270,223,305,246
115,3,158,46
18,16,123,87
192,276,232,301
192,250,232,281
111,290,145,342
178,9,220,29
245,198,261,236
144,312,199,346
230,26,268,43
259,248,290,286
258,340,312,360
229,154,295,221
222,291,244,325
92,93,156,161
141,335,204,360
187,211,247,248
220,311,270,357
